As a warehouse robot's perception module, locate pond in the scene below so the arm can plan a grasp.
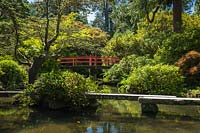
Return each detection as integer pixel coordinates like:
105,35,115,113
0,99,200,133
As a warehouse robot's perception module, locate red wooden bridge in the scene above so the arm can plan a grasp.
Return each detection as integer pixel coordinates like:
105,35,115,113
60,56,120,68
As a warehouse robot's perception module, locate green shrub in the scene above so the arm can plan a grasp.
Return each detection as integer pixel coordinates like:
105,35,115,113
154,28,200,64
120,64,185,96
40,58,59,73
0,55,13,61
0,60,28,90
104,55,156,82
19,71,98,110
187,87,200,98
103,30,143,58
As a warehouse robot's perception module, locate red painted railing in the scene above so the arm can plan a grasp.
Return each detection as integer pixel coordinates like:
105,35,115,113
60,56,120,67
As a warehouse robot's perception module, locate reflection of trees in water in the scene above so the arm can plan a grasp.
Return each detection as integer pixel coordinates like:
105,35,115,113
0,107,32,132
97,100,142,118
159,105,200,118
1,101,200,132
98,100,200,121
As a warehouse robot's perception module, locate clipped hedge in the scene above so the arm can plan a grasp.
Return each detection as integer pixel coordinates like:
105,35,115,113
0,60,28,90
19,71,98,110
120,64,185,96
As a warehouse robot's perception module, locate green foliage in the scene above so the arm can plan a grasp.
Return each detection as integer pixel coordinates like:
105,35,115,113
0,21,15,56
19,71,98,109
104,54,156,82
194,0,200,14
103,12,173,58
187,87,200,98
40,58,60,73
98,85,112,93
0,0,29,56
154,28,200,64
110,0,194,33
111,0,140,32
103,31,143,58
120,64,185,96
57,13,108,56
20,13,108,58
15,84,38,107
152,14,200,64
104,12,200,61
0,55,13,61
0,0,29,19
0,60,28,90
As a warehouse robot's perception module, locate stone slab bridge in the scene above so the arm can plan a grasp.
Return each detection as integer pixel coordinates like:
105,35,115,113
1,91,200,115
86,92,200,114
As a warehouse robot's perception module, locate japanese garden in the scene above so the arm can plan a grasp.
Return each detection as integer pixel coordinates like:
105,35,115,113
0,0,200,132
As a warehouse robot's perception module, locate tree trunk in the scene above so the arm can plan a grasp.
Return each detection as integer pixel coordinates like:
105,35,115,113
104,1,109,32
28,56,45,84
173,0,182,33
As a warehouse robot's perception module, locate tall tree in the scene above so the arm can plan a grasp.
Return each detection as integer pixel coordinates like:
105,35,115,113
6,0,65,83
173,0,182,32
0,0,29,56
29,0,93,23
29,0,65,83
110,0,193,33
194,0,200,14
11,0,107,83
143,0,183,32
92,0,114,35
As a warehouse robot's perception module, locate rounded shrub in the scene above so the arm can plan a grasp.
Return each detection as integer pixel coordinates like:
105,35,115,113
104,54,156,82
120,64,185,96
19,71,98,110
0,60,28,90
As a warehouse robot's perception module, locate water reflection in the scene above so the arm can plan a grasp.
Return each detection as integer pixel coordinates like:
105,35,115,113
0,100,200,133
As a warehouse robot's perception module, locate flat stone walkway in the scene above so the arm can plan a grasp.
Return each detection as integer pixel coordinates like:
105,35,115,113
86,92,176,101
138,97,200,105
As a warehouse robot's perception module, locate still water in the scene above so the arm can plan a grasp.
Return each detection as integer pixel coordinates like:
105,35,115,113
1,99,200,133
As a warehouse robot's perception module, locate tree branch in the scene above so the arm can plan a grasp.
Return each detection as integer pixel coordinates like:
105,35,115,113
47,12,61,45
44,0,50,54
144,0,162,23
44,0,62,56
8,9,31,65
145,5,160,23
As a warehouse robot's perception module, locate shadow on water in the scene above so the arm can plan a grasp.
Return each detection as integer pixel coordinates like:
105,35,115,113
0,99,200,133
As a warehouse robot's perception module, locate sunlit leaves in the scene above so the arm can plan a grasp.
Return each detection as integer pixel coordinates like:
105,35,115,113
120,64,185,95
18,12,108,58
22,38,43,58
55,13,108,56
103,54,156,82
20,71,98,109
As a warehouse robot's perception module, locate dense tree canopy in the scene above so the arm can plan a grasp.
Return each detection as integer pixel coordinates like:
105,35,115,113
0,0,29,56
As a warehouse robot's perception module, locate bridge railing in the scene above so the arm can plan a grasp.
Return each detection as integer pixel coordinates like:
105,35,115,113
60,56,120,67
